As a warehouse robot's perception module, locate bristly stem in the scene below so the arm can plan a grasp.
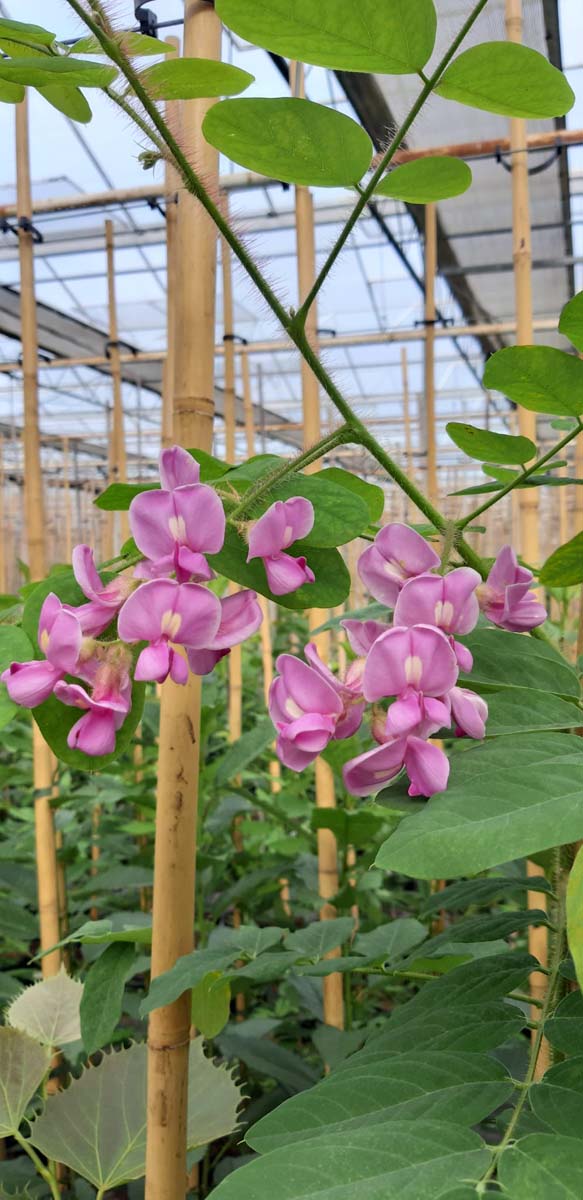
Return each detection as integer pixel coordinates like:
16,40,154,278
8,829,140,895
229,425,353,520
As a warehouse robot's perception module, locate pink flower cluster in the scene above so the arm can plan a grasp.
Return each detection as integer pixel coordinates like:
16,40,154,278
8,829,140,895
3,447,322,756
269,523,546,799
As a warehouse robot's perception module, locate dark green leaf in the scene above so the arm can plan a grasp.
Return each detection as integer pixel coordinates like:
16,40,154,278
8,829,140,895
545,991,583,1056
37,85,92,124
310,807,388,848
208,527,351,610
459,628,580,697
499,1133,583,1198
352,918,426,962
219,1032,318,1093
215,0,437,74
483,345,583,417
0,57,117,88
420,875,552,917
215,716,274,785
377,157,471,203
285,918,354,961
0,79,25,102
540,531,583,587
316,468,385,524
567,845,583,992
141,57,253,100
559,291,583,353
80,942,136,1056
485,688,581,735
436,43,574,118
530,1057,583,1137
446,422,536,464
95,482,158,511
202,98,372,188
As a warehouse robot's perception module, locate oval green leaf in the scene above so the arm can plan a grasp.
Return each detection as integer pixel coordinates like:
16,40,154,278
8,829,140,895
0,78,25,103
377,157,472,203
216,0,437,74
483,345,583,416
559,291,583,353
567,845,583,992
202,97,372,187
141,58,254,100
0,17,55,48
37,84,92,124
436,42,575,118
0,56,117,88
540,530,583,587
446,422,536,464
72,32,177,57
208,527,351,610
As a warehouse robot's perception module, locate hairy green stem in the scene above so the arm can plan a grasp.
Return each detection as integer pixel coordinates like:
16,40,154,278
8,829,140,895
229,425,353,520
14,1132,60,1200
458,423,583,531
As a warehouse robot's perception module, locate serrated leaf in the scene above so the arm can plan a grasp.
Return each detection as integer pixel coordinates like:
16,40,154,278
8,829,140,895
80,943,136,1056
36,84,92,124
215,0,437,74
141,57,253,99
376,734,583,879
436,42,574,118
446,422,536,464
29,1038,241,1189
191,972,231,1038
559,291,583,353
530,1057,583,1137
7,967,82,1048
247,1049,512,1154
0,57,117,88
540,531,583,587
377,157,471,203
215,717,274,785
210,1120,488,1200
0,1027,51,1137
483,346,583,416
202,98,372,188
499,1133,583,1198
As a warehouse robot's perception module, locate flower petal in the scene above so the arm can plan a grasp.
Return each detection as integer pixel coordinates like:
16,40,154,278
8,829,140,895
159,445,200,491
135,641,171,683
118,580,180,642
172,484,226,555
129,490,176,560
394,568,480,636
45,608,83,673
341,618,391,656
280,497,314,547
343,738,406,797
364,625,458,702
405,736,449,797
187,647,227,676
72,544,105,603
247,501,288,560
67,710,117,756
450,686,488,739
275,654,343,718
265,552,314,596
210,590,262,649
169,649,189,685
2,660,60,707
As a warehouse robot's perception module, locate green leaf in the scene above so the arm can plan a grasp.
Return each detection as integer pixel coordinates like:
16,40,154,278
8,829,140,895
483,346,583,417
0,1027,51,1137
247,1048,512,1154
80,943,136,1057
210,1121,488,1200
202,98,372,188
545,990,583,1056
499,1133,583,1199
559,291,583,353
541,532,583,587
310,807,389,848
376,733,583,879
208,527,351,610
71,32,177,57
36,84,92,124
208,925,284,959
6,967,82,1048
459,628,580,698
29,1038,241,1190
215,0,437,74
0,626,34,731
215,716,274,785
446,422,536,465
0,57,117,88
38,914,152,957
244,475,371,549
191,972,231,1039
95,482,158,511
376,157,471,203
406,910,548,964
435,42,575,118
317,467,385,523
0,79,25,103
218,1033,318,1093
0,18,55,48
352,918,427,962
142,950,251,1016
567,846,583,992
530,1057,583,1138
285,918,354,961
485,688,581,736
141,58,253,100
420,875,552,917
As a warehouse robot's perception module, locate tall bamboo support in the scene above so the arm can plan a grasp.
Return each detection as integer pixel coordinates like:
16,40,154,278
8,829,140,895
145,5,221,1196
63,436,72,562
505,0,547,1074
291,61,343,1032
15,94,61,977
161,37,181,450
423,204,438,505
401,347,413,519
104,219,128,556
0,437,5,595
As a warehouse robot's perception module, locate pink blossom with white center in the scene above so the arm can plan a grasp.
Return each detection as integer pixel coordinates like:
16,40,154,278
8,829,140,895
269,652,345,771
67,544,136,636
357,523,440,607
304,641,365,739
187,589,263,676
341,618,391,656
1,594,83,708
363,624,459,705
247,498,315,596
343,734,449,798
117,578,221,685
477,545,547,633
54,646,132,757
129,446,225,584
393,567,481,672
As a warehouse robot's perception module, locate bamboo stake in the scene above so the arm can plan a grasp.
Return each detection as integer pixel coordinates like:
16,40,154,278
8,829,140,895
162,37,181,450
401,347,413,520
0,436,5,594
505,0,547,1075
423,204,438,505
63,436,72,562
291,61,344,1032
15,94,61,978
104,219,128,556
145,5,221,1197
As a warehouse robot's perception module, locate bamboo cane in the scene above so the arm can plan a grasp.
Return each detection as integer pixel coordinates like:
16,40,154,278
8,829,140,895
104,219,128,555
401,347,413,520
505,0,547,1074
0,436,5,595
423,204,438,505
145,5,221,1196
291,61,344,1032
15,94,61,977
63,436,72,562
162,37,181,450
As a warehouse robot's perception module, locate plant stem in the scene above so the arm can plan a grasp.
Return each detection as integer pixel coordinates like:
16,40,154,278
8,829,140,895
229,425,353,520
294,0,490,322
458,424,583,531
14,1132,60,1200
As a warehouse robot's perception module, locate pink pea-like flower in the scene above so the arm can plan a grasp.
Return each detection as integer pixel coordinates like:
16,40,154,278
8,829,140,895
187,589,263,676
341,618,391,656
55,649,132,757
269,652,344,771
1,594,82,708
304,641,365,739
118,578,221,685
358,523,440,607
130,446,225,584
363,624,459,705
247,498,315,596
68,544,135,636
478,545,547,633
393,567,481,672
449,685,488,740
343,734,450,799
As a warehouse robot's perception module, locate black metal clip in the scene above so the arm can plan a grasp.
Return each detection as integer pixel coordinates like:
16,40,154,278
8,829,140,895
134,2,158,38
496,141,562,177
17,216,43,244
105,339,137,359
